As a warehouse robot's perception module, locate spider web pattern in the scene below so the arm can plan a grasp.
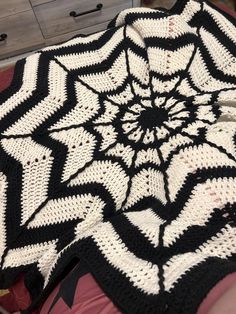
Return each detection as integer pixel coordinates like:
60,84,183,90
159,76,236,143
0,1,236,313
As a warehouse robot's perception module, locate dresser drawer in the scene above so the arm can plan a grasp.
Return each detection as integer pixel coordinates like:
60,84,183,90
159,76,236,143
45,21,109,46
0,10,44,60
34,0,132,38
0,0,31,19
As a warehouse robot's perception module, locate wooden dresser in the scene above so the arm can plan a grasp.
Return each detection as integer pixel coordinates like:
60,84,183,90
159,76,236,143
0,0,141,61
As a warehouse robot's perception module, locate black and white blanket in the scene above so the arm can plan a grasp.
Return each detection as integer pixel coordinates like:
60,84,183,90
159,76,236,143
0,1,236,313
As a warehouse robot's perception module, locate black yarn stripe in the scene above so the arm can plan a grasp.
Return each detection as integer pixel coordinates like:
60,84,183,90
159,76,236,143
196,40,236,83
154,134,171,205
132,162,163,174
120,131,146,211
0,147,23,249
144,33,198,51
191,9,236,57
75,238,169,313
23,237,165,314
14,219,80,250
182,129,236,163
166,256,236,314
162,1,204,108
121,196,167,218
0,262,44,291
32,131,69,195
169,166,236,219
150,69,190,81
44,26,123,57
188,87,235,101
0,54,51,133
52,57,125,110
30,74,80,135
69,36,148,78
164,203,236,257
0,124,103,268
122,10,170,25
110,214,160,262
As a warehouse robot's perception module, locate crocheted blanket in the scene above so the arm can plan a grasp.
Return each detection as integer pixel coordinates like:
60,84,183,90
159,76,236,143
0,0,236,313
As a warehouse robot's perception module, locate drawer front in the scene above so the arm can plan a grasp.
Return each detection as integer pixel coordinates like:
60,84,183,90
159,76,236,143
45,21,109,46
0,0,31,19
0,11,44,60
34,0,133,38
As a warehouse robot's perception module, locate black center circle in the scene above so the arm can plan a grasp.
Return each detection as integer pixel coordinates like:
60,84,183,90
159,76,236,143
138,107,168,130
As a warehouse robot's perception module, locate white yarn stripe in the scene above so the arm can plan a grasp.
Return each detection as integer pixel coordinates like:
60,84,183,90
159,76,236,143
189,49,236,92
125,209,164,247
164,178,236,247
217,89,236,103
176,77,199,98
161,225,236,290
196,224,236,258
179,0,201,22
132,15,195,39
91,221,160,295
107,84,134,105
49,81,100,130
152,77,179,94
106,143,135,167
56,28,124,70
205,3,236,45
124,168,166,210
0,53,40,120
4,61,67,136
127,49,149,85
3,241,57,269
163,252,206,292
1,137,53,224
68,160,129,209
132,81,151,98
167,143,236,201
126,25,146,49
28,194,105,228
160,134,193,160
206,122,236,157
95,125,118,151
80,52,128,93
149,45,195,74
38,245,58,277
50,127,96,182
200,28,236,76
135,148,161,167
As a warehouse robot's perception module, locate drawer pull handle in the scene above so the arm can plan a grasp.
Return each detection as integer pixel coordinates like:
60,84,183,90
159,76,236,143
0,33,7,42
70,3,103,18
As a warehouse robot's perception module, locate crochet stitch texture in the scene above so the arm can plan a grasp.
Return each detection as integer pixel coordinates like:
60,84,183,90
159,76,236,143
0,0,236,313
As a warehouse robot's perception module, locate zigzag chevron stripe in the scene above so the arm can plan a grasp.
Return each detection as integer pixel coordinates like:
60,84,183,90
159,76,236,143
0,1,236,313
